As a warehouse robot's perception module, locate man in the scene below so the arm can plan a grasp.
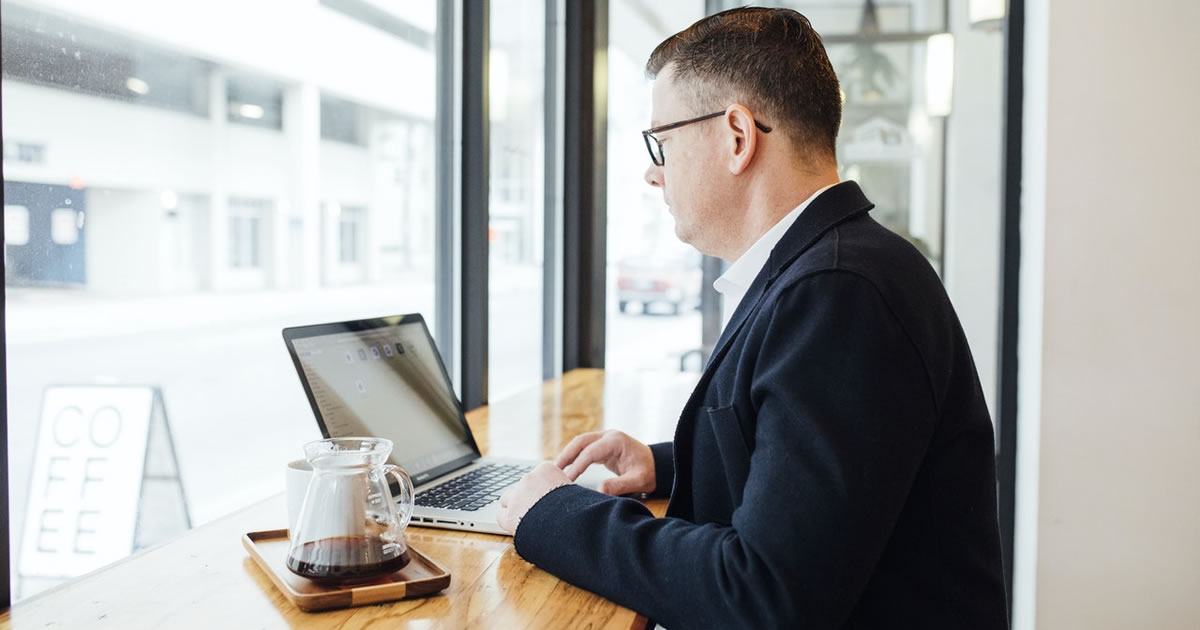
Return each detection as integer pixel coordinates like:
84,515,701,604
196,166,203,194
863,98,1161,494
497,7,1008,628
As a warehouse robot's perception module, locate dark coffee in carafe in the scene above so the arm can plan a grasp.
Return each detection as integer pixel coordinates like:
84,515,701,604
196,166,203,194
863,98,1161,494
286,535,412,583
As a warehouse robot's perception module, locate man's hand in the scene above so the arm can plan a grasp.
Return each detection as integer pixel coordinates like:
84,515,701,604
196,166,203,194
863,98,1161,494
555,430,656,496
496,462,571,535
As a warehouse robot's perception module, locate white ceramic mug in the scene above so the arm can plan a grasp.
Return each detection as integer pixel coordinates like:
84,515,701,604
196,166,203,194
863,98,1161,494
286,458,313,532
287,455,372,539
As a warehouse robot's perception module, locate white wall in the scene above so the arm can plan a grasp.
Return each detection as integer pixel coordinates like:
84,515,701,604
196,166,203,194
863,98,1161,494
2,82,219,192
3,81,386,293
1015,1,1200,628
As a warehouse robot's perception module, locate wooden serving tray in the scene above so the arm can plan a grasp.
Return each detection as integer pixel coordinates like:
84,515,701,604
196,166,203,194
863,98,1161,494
242,529,451,612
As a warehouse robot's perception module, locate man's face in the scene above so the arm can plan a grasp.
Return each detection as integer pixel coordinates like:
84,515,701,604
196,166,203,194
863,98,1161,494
643,66,737,258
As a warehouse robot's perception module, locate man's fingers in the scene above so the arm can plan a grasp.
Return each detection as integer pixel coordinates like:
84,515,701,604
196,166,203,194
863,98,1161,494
562,440,613,481
554,432,603,469
597,473,645,496
495,505,515,534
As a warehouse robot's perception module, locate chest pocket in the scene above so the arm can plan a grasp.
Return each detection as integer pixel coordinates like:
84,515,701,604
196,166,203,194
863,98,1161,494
691,405,753,525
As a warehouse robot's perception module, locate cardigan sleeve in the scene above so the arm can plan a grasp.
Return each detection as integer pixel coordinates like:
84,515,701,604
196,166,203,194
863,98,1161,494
648,441,674,498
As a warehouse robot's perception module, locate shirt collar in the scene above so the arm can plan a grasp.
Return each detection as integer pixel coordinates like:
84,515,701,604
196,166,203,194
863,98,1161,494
713,183,838,311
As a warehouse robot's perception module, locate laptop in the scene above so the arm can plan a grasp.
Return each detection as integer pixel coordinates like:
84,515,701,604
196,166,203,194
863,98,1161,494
282,313,611,536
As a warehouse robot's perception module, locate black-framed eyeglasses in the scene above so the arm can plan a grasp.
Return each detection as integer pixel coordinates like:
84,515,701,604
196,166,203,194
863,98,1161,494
641,111,772,166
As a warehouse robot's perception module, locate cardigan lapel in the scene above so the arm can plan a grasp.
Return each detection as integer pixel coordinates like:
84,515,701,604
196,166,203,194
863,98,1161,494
666,180,874,514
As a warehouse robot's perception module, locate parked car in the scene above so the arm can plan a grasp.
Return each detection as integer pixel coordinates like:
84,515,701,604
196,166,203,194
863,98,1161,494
616,254,702,315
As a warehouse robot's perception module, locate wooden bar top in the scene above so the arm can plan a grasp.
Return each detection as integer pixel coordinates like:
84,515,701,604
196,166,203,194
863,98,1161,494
0,368,697,629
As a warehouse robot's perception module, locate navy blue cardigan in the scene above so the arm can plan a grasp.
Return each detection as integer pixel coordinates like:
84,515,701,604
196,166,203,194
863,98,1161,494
514,181,1008,629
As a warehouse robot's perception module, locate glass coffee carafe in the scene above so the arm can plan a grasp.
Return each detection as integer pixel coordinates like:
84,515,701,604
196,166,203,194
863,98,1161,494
286,437,415,583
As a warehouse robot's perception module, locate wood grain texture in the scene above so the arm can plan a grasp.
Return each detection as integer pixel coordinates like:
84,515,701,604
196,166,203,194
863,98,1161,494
0,369,679,629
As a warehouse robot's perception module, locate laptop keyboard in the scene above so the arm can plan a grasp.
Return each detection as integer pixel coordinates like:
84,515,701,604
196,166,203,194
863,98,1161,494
414,463,534,512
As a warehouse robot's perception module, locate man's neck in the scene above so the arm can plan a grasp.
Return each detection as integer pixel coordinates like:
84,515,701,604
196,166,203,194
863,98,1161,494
726,169,840,261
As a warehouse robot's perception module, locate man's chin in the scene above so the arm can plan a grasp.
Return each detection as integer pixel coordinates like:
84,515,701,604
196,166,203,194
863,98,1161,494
672,223,692,246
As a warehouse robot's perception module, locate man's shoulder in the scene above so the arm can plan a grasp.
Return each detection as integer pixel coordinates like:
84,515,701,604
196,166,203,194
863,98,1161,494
754,213,967,407
756,214,959,370
774,214,940,296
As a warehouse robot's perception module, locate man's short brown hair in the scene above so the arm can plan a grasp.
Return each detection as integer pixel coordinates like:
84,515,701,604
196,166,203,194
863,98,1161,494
647,7,841,163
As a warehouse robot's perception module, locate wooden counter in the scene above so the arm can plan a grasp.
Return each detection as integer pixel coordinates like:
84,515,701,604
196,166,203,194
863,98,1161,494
0,368,697,629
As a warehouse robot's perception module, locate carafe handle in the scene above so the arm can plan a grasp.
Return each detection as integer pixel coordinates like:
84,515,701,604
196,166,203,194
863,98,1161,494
383,464,415,531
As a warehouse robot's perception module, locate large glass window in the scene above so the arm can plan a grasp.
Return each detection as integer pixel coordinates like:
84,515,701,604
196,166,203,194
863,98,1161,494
607,0,1002,415
700,0,951,273
749,0,1003,412
488,0,546,402
228,197,267,269
606,0,708,380
3,0,442,600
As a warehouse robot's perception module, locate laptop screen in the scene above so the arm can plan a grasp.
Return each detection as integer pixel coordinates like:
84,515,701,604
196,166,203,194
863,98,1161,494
282,314,480,485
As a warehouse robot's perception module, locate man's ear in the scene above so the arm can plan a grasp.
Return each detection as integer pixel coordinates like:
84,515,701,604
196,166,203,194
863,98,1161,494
723,104,758,175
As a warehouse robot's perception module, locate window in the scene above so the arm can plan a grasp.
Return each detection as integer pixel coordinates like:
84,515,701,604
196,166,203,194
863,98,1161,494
487,0,546,401
49,208,81,245
606,0,709,380
750,0,1004,413
606,0,1001,405
338,206,364,264
321,95,367,146
760,0,951,271
2,0,445,601
226,76,284,130
228,198,266,269
5,205,30,245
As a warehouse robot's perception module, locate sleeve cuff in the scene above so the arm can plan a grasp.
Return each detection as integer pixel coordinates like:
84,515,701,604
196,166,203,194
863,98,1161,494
649,441,674,498
512,483,606,562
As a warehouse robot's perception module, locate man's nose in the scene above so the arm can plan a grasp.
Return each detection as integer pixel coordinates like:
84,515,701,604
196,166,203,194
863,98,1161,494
644,163,663,188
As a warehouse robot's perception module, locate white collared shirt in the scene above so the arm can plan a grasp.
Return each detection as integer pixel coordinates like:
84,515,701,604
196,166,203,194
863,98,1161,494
714,183,837,327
